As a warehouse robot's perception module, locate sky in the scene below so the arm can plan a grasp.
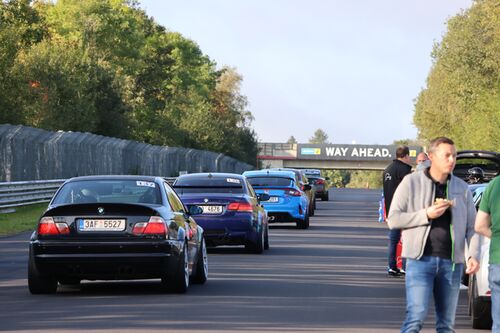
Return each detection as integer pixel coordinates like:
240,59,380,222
139,0,474,145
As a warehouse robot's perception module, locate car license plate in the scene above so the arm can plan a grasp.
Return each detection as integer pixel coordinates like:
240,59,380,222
78,219,126,232
268,196,279,203
201,205,223,214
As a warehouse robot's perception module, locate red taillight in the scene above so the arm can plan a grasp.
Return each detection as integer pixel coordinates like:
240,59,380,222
316,179,325,185
227,202,253,212
132,216,167,236
37,217,69,235
286,189,302,196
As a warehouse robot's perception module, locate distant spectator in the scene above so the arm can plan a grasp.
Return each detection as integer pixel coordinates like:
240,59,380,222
416,152,431,171
383,145,412,277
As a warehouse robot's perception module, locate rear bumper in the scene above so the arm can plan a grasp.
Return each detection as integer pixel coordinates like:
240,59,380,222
267,212,298,223
194,217,260,247
30,240,182,280
261,202,304,222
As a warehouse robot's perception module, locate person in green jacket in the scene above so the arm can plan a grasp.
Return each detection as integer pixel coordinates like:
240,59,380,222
475,175,500,333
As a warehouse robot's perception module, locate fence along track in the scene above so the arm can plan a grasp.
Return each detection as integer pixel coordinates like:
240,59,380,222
0,179,65,211
0,177,181,213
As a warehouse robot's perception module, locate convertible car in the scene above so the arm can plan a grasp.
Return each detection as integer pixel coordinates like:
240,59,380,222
455,150,499,329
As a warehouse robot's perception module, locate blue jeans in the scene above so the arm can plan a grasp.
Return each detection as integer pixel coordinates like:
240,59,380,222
388,229,405,270
490,264,500,333
401,256,463,333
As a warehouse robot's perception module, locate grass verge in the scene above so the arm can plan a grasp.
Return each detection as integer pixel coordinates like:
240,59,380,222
0,203,47,236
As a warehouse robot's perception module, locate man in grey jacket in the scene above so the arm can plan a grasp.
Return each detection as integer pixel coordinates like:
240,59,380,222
388,137,480,333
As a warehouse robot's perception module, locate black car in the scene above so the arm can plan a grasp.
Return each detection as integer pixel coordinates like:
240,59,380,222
28,175,207,294
306,176,330,201
173,173,270,253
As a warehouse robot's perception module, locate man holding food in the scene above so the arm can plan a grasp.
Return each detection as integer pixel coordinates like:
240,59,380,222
387,136,480,333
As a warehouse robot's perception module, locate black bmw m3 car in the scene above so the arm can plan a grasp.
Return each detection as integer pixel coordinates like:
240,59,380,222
28,175,208,294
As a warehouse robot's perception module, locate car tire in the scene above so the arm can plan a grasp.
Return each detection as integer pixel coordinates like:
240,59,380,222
296,215,309,229
58,278,81,286
264,225,270,250
323,192,329,201
247,229,264,254
162,242,189,293
28,249,57,294
469,275,492,329
190,237,208,284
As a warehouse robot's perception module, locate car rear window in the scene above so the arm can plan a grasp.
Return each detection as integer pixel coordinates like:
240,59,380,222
247,177,294,187
306,177,319,184
52,180,162,205
173,177,245,194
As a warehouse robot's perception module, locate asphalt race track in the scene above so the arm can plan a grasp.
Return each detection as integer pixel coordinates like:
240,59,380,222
0,188,478,333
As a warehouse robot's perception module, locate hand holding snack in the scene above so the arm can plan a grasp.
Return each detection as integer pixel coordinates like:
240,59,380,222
427,198,454,220
433,198,455,207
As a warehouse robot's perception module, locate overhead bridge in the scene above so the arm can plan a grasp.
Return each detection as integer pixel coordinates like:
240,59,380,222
257,143,423,171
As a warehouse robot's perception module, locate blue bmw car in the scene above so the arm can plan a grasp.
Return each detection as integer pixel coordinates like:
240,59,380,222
243,170,310,229
172,173,269,253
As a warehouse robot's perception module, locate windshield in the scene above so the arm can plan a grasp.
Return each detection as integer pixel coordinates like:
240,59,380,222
247,177,294,187
173,177,245,194
52,180,162,205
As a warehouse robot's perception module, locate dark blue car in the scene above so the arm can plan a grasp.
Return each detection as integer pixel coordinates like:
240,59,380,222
172,173,269,253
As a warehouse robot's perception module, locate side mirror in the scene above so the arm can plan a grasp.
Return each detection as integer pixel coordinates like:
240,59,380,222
188,205,203,215
257,193,270,202
302,184,312,191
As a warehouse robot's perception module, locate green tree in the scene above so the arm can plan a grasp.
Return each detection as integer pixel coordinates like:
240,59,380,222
10,38,129,136
414,0,500,151
287,135,297,144
346,170,382,189
211,66,257,164
309,128,329,144
323,169,350,188
0,0,48,124
0,0,259,164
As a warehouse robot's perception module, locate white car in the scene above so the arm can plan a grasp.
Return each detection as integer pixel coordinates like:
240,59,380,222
454,150,499,329
468,184,491,329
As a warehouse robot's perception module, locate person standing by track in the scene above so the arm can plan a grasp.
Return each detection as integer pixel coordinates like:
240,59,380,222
383,145,412,277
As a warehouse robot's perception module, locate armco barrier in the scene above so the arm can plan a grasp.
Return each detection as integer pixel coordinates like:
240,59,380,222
0,124,254,182
0,179,65,210
0,177,178,212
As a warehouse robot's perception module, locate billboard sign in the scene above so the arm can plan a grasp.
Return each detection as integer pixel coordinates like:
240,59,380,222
297,144,421,161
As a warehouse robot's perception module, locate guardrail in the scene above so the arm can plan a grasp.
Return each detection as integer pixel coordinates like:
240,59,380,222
0,179,65,212
0,178,179,213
